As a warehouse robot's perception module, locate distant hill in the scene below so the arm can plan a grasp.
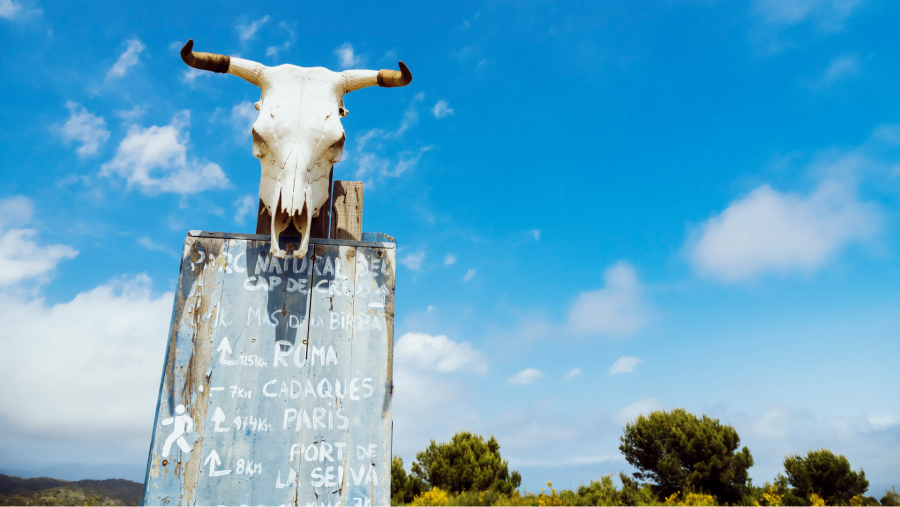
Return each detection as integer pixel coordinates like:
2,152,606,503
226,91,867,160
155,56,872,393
0,475,143,506
0,463,145,482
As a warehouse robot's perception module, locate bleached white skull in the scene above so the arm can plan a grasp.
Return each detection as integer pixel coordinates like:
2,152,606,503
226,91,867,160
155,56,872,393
181,40,412,258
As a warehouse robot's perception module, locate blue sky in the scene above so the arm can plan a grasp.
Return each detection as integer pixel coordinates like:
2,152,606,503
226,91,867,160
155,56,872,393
1,0,898,492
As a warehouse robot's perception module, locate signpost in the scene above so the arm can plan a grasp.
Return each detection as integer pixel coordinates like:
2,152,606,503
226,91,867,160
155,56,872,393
142,227,395,506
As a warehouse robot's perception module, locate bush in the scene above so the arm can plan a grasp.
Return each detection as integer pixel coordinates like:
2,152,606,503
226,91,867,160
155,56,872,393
882,486,900,507
619,408,754,504
393,456,428,505
410,488,450,506
410,432,522,495
783,449,869,506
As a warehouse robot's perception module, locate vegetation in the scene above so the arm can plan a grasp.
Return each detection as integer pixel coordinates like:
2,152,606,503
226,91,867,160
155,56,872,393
618,408,754,504
409,432,522,495
783,449,869,506
393,409,897,506
0,475,143,506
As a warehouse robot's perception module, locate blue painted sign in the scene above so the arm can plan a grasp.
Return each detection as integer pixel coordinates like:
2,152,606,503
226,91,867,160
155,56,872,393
142,231,395,506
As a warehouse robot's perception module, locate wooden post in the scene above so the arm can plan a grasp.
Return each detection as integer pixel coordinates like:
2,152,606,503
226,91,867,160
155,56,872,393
254,167,334,238
330,180,364,241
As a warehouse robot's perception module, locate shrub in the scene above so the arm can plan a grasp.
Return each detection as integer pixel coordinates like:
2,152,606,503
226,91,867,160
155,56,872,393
619,408,754,504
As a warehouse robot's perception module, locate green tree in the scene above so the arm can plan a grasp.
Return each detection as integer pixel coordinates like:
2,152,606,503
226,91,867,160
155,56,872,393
392,456,428,505
618,408,754,504
410,432,522,495
783,449,868,506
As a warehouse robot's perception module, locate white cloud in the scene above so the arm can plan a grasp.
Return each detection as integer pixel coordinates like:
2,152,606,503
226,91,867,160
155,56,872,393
0,229,77,286
231,101,258,139
687,181,879,282
753,0,861,29
0,275,172,463
565,368,581,379
444,254,457,266
433,100,454,119
352,94,429,182
400,251,425,271
822,54,860,85
0,0,22,19
608,356,642,375
0,197,77,287
234,195,257,224
107,39,145,80
463,268,476,282
59,102,110,157
0,0,40,20
530,229,540,240
180,68,207,86
395,332,487,374
237,15,269,43
567,261,648,336
115,105,145,123
266,42,290,61
613,397,662,426
507,368,543,385
334,42,363,69
100,111,230,194
137,237,177,258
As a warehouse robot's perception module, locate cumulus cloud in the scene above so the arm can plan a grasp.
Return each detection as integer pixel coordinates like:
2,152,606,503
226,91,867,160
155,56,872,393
567,261,648,337
400,251,425,271
433,100,454,119
0,229,78,286
395,332,487,374
237,15,269,43
0,197,77,287
234,195,257,225
180,68,207,87
444,254,457,266
507,368,543,385
687,181,879,282
463,268,476,282
266,42,290,61
59,102,110,157
0,275,172,463
100,111,229,194
107,39,145,80
334,42,363,69
565,368,581,379
608,356,642,375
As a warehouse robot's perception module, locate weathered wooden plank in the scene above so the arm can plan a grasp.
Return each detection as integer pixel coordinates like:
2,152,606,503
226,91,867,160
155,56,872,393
330,181,364,241
189,230,394,250
143,234,393,506
346,245,395,506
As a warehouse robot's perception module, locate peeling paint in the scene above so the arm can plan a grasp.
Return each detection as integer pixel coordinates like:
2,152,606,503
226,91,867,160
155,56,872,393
143,233,394,506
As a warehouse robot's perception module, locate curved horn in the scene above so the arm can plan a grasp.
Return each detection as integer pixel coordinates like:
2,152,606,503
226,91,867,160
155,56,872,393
180,39,230,74
343,61,413,93
180,39,265,87
377,61,413,88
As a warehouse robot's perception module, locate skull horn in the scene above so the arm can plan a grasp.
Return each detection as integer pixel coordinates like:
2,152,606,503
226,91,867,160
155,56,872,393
377,61,413,87
180,39,265,87
180,39,230,74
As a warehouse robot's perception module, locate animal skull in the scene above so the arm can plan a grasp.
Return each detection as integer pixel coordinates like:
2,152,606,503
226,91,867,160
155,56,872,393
181,40,412,258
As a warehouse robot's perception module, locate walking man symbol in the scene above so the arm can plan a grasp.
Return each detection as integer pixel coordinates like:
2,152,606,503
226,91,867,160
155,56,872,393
161,404,194,457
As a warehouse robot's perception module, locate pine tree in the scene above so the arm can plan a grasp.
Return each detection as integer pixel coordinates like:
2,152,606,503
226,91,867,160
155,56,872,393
783,449,868,505
409,431,522,495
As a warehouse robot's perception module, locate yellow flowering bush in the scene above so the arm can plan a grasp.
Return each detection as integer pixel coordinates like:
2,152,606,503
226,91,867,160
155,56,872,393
410,487,450,506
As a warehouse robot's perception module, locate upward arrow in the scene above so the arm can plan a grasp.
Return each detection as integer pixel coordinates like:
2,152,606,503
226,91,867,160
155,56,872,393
218,338,238,366
211,407,230,432
204,449,231,477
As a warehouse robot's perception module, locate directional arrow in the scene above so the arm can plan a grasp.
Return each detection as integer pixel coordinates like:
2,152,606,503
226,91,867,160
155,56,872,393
211,407,230,432
368,284,391,308
204,449,231,477
217,338,238,366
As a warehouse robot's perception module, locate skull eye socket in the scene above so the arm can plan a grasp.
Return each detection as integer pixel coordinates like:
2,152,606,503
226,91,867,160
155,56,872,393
339,107,348,118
